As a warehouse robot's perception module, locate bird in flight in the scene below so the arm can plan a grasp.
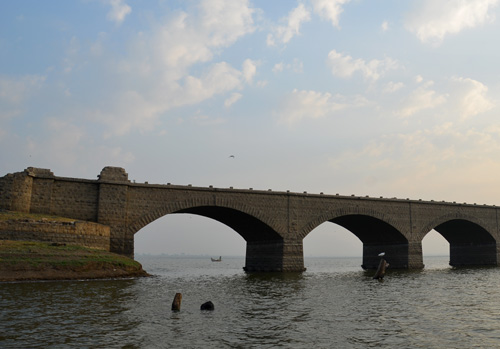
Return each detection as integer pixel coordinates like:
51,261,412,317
229,155,235,158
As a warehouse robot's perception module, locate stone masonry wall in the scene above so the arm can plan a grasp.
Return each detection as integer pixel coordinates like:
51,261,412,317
2,166,500,270
0,219,110,250
0,170,34,212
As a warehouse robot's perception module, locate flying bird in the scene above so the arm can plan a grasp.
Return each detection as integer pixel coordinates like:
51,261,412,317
229,155,235,158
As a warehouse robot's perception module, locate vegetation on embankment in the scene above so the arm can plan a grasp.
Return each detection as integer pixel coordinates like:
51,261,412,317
0,209,76,222
0,210,149,282
0,240,149,282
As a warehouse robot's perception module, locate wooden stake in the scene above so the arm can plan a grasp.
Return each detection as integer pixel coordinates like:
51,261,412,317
171,293,182,311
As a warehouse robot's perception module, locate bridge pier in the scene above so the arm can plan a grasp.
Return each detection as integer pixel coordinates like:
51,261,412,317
449,242,497,266
361,241,424,269
244,239,306,272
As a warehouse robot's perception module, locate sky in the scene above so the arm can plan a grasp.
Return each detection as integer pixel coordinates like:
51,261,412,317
2,0,500,257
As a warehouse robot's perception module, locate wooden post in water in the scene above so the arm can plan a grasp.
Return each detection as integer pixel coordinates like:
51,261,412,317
171,293,182,311
373,259,388,280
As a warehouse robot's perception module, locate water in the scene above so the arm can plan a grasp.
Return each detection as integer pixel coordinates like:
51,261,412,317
2,256,500,348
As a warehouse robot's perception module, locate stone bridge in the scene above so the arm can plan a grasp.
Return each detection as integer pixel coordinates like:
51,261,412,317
1,167,499,272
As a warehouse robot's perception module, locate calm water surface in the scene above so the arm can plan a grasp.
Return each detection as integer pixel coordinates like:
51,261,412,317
2,256,500,348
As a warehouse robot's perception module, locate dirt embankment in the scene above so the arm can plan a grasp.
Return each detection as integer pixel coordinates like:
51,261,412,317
0,240,149,282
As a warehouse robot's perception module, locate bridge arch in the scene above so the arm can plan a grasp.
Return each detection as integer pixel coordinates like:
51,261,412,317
419,214,497,266
298,207,411,269
298,206,406,240
127,198,287,272
128,198,283,241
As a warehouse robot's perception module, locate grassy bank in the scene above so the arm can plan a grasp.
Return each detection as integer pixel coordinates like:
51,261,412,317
0,240,149,282
0,210,76,222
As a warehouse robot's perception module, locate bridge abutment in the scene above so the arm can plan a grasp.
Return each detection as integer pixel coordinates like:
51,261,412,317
244,240,306,272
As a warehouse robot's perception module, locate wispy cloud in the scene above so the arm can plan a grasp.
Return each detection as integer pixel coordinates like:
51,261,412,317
224,92,242,107
452,77,494,119
267,4,311,46
272,59,303,73
311,0,351,28
83,0,257,136
381,20,389,32
326,50,399,81
405,0,499,45
397,80,447,118
277,89,367,124
106,0,132,25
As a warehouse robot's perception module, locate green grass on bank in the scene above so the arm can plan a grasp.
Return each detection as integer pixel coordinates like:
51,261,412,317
0,240,143,270
0,210,149,280
0,209,76,223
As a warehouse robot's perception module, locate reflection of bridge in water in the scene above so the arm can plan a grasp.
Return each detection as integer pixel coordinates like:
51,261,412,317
1,166,499,272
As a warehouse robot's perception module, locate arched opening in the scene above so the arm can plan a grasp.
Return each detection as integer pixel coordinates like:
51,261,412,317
133,206,288,272
303,221,363,272
432,219,497,267
303,214,409,269
332,215,409,269
303,222,362,257
133,213,247,276
134,213,246,257
422,229,449,269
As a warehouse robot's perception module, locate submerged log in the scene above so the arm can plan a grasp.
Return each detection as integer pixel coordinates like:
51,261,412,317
373,259,389,280
171,293,182,311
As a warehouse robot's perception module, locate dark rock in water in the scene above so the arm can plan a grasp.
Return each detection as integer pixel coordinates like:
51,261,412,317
201,301,214,311
171,293,182,311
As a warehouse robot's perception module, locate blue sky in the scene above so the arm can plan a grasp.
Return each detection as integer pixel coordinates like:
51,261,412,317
2,0,500,257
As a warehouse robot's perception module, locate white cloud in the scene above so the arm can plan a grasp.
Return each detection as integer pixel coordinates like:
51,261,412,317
272,59,303,73
406,0,499,45
326,50,398,81
198,0,255,46
135,0,255,76
273,62,284,73
267,4,311,46
383,81,404,93
397,80,447,117
395,76,494,120
311,0,351,28
181,62,244,104
242,59,257,83
86,0,256,136
224,92,242,107
106,0,131,25
277,89,352,124
452,77,494,119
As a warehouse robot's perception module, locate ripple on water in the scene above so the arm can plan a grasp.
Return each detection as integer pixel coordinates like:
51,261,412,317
2,256,500,348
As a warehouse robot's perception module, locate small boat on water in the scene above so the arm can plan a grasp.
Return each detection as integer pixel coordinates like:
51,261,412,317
211,256,222,262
